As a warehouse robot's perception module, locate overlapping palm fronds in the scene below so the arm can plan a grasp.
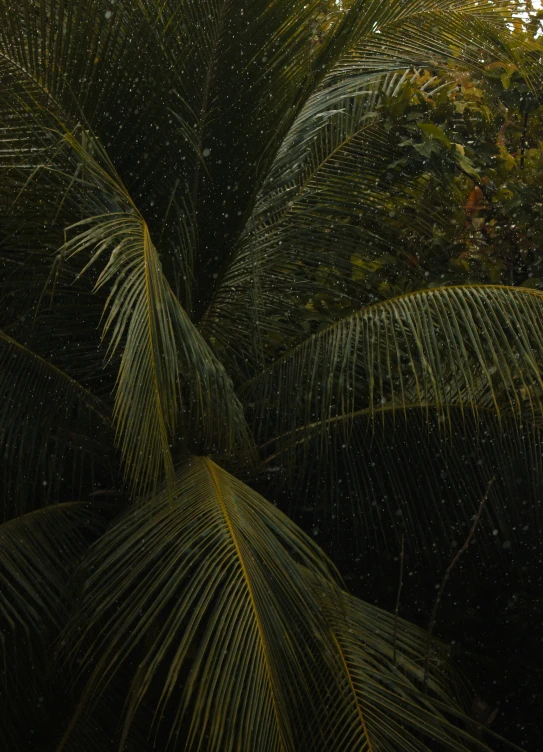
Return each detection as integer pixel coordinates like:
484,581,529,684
0,0,541,749
244,286,543,548
0,330,111,515
0,503,102,749
61,459,487,752
246,286,543,441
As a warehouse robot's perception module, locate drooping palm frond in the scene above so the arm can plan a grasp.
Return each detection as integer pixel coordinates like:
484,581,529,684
2,2,542,750
53,665,160,752
1,0,352,314
153,0,340,269
0,503,103,750
306,573,491,752
332,0,540,86
60,457,341,751
1,4,260,490
259,405,542,561
201,0,531,372
2,75,252,491
60,458,491,751
241,285,543,555
59,196,252,491
244,286,543,447
200,78,429,369
0,502,101,644
0,329,111,516
0,57,113,349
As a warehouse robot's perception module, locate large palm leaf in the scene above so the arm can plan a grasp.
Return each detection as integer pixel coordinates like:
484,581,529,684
0,503,102,749
201,0,538,369
245,286,543,440
242,285,543,551
1,74,251,493
61,459,487,751
0,329,112,516
1,0,535,487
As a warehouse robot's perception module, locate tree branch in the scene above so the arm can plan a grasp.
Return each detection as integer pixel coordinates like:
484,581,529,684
423,477,495,691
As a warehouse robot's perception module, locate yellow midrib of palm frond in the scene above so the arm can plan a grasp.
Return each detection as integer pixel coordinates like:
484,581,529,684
330,630,375,751
204,457,289,752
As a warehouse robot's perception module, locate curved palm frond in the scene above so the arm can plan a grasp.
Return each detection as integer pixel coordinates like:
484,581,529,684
53,668,159,752
2,2,542,750
0,503,103,750
0,329,112,515
60,458,491,751
1,66,252,491
0,54,114,344
0,502,101,640
240,285,543,555
201,74,432,370
258,405,542,560
59,193,252,491
0,0,353,315
333,0,540,85
244,286,543,447
60,457,340,751
155,0,339,254
308,573,492,752
201,0,532,371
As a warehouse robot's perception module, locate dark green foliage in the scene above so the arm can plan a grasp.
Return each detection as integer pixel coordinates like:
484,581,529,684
1,1,542,749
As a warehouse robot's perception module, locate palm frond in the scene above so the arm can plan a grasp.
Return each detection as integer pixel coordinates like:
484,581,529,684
1,0,351,315
2,82,251,490
200,83,436,371
239,285,543,554
61,202,251,492
0,329,111,516
0,503,102,749
200,0,533,370
150,0,346,312
0,54,126,398
2,3,541,749
308,573,491,751
244,285,543,448
319,0,542,106
53,667,158,752
61,458,492,751
61,457,340,751
258,405,542,562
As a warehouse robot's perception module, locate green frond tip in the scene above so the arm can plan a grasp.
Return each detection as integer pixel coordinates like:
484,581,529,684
61,458,489,751
0,503,101,634
259,405,542,560
244,285,543,448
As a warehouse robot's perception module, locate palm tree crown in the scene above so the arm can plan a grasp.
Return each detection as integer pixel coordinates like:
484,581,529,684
1,0,542,749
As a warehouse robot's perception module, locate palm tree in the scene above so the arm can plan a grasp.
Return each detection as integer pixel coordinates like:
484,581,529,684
1,1,542,749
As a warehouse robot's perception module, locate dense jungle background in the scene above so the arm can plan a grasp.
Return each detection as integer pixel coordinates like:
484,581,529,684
1,0,543,750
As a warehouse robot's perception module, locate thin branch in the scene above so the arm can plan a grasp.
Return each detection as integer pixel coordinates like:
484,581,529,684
392,531,405,668
423,476,495,691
